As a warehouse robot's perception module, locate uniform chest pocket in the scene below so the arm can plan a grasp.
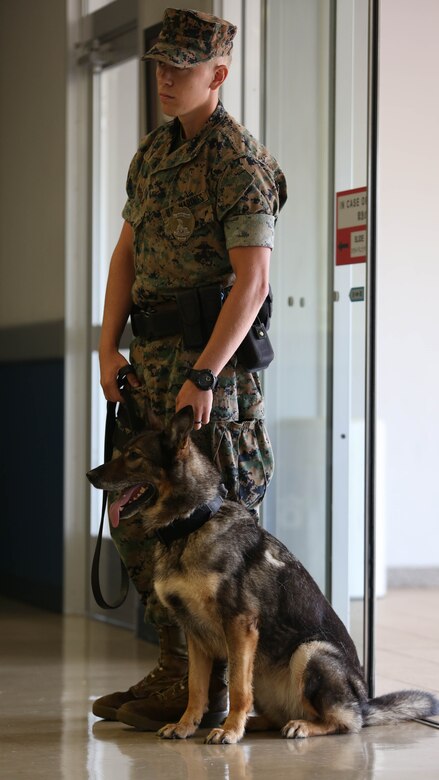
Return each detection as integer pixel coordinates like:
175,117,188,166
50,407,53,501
161,191,215,245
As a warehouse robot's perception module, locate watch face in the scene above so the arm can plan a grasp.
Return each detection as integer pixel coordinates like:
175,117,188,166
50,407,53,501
198,371,213,389
189,369,216,390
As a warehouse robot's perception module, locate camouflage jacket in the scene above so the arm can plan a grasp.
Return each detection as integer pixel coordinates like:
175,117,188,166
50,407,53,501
122,101,287,305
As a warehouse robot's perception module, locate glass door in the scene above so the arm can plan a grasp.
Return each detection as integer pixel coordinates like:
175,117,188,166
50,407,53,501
263,0,334,597
262,0,372,673
332,0,371,673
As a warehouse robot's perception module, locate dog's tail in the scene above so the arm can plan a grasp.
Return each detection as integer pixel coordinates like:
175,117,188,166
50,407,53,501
362,690,439,726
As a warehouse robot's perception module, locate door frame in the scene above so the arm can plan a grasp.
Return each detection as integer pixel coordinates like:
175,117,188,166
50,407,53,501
364,0,379,696
64,0,138,615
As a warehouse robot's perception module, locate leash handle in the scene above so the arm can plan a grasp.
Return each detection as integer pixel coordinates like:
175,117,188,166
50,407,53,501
91,365,137,610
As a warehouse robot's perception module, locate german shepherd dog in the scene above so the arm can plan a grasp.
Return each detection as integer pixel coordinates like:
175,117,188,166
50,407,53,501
87,406,439,744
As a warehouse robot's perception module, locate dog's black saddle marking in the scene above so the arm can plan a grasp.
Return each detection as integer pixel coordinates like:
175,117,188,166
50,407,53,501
155,484,228,547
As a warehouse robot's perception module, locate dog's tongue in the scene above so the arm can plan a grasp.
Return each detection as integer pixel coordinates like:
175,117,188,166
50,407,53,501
109,485,143,528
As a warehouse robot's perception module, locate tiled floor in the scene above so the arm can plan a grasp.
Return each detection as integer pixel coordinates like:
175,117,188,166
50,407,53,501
376,588,439,701
1,594,438,780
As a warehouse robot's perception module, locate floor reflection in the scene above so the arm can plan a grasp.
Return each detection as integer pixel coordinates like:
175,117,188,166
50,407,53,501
88,720,439,780
1,599,438,780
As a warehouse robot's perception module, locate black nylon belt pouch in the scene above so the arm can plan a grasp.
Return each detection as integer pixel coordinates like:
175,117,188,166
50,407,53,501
235,320,274,371
176,284,222,349
235,286,274,372
176,288,204,348
197,284,223,345
131,302,180,340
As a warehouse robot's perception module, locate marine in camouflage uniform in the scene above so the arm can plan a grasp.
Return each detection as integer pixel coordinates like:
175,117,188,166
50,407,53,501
93,7,286,728
111,98,286,622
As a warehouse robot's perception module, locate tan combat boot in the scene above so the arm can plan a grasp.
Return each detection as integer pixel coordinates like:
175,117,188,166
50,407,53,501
116,661,229,730
92,624,188,720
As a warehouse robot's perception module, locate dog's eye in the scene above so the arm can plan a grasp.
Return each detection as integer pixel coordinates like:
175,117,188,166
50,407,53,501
127,451,140,460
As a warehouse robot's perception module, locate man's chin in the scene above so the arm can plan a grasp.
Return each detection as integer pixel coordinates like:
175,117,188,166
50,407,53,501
159,99,178,118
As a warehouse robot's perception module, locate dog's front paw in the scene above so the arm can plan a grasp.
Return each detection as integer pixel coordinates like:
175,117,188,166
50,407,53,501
281,719,311,739
205,727,242,745
157,722,195,740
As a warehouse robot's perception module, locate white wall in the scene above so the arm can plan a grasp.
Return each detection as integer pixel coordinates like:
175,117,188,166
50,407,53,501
378,0,439,568
0,0,66,327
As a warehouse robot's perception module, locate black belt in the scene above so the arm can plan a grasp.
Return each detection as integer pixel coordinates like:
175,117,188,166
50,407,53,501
131,284,225,347
130,285,273,372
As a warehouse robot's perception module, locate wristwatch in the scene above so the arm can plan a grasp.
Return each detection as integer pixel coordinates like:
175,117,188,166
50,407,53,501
187,368,218,391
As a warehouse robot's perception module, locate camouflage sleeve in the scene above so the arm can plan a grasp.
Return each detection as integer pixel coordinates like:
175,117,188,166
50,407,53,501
121,145,144,225
216,156,282,250
121,127,164,224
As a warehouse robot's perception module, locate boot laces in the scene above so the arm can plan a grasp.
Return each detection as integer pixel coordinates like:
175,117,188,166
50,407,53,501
156,674,189,700
145,663,164,682
131,664,165,695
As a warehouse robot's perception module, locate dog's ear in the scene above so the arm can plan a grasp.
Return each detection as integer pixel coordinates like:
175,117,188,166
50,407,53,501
168,406,194,452
144,404,163,431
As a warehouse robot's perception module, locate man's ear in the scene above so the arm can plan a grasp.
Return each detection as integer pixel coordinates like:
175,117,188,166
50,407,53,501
168,406,194,451
210,64,228,91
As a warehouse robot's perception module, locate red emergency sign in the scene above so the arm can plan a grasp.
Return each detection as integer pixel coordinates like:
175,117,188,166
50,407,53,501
336,187,367,265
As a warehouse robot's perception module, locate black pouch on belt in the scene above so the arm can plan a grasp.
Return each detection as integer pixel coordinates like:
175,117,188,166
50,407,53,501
235,285,275,372
197,284,223,343
176,284,222,349
176,288,205,349
131,302,180,340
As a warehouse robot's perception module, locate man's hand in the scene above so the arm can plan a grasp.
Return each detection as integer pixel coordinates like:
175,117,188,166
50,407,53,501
99,221,137,402
100,350,140,403
175,380,213,428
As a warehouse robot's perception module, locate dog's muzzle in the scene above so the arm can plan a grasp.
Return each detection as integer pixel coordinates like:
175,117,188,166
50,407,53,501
108,482,157,528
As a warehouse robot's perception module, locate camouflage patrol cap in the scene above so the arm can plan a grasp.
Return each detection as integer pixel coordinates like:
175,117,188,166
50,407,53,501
142,8,237,68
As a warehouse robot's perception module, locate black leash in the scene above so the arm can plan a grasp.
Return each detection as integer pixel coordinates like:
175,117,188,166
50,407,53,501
91,365,139,610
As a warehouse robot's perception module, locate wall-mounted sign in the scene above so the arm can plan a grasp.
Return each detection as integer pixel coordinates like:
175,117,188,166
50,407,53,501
336,187,367,265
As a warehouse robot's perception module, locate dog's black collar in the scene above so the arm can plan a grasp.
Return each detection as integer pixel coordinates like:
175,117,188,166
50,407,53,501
155,484,227,547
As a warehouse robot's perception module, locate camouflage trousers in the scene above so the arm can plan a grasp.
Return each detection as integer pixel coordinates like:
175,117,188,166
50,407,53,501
110,334,274,626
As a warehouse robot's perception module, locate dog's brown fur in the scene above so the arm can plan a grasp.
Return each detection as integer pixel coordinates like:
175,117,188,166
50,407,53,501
87,407,439,744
